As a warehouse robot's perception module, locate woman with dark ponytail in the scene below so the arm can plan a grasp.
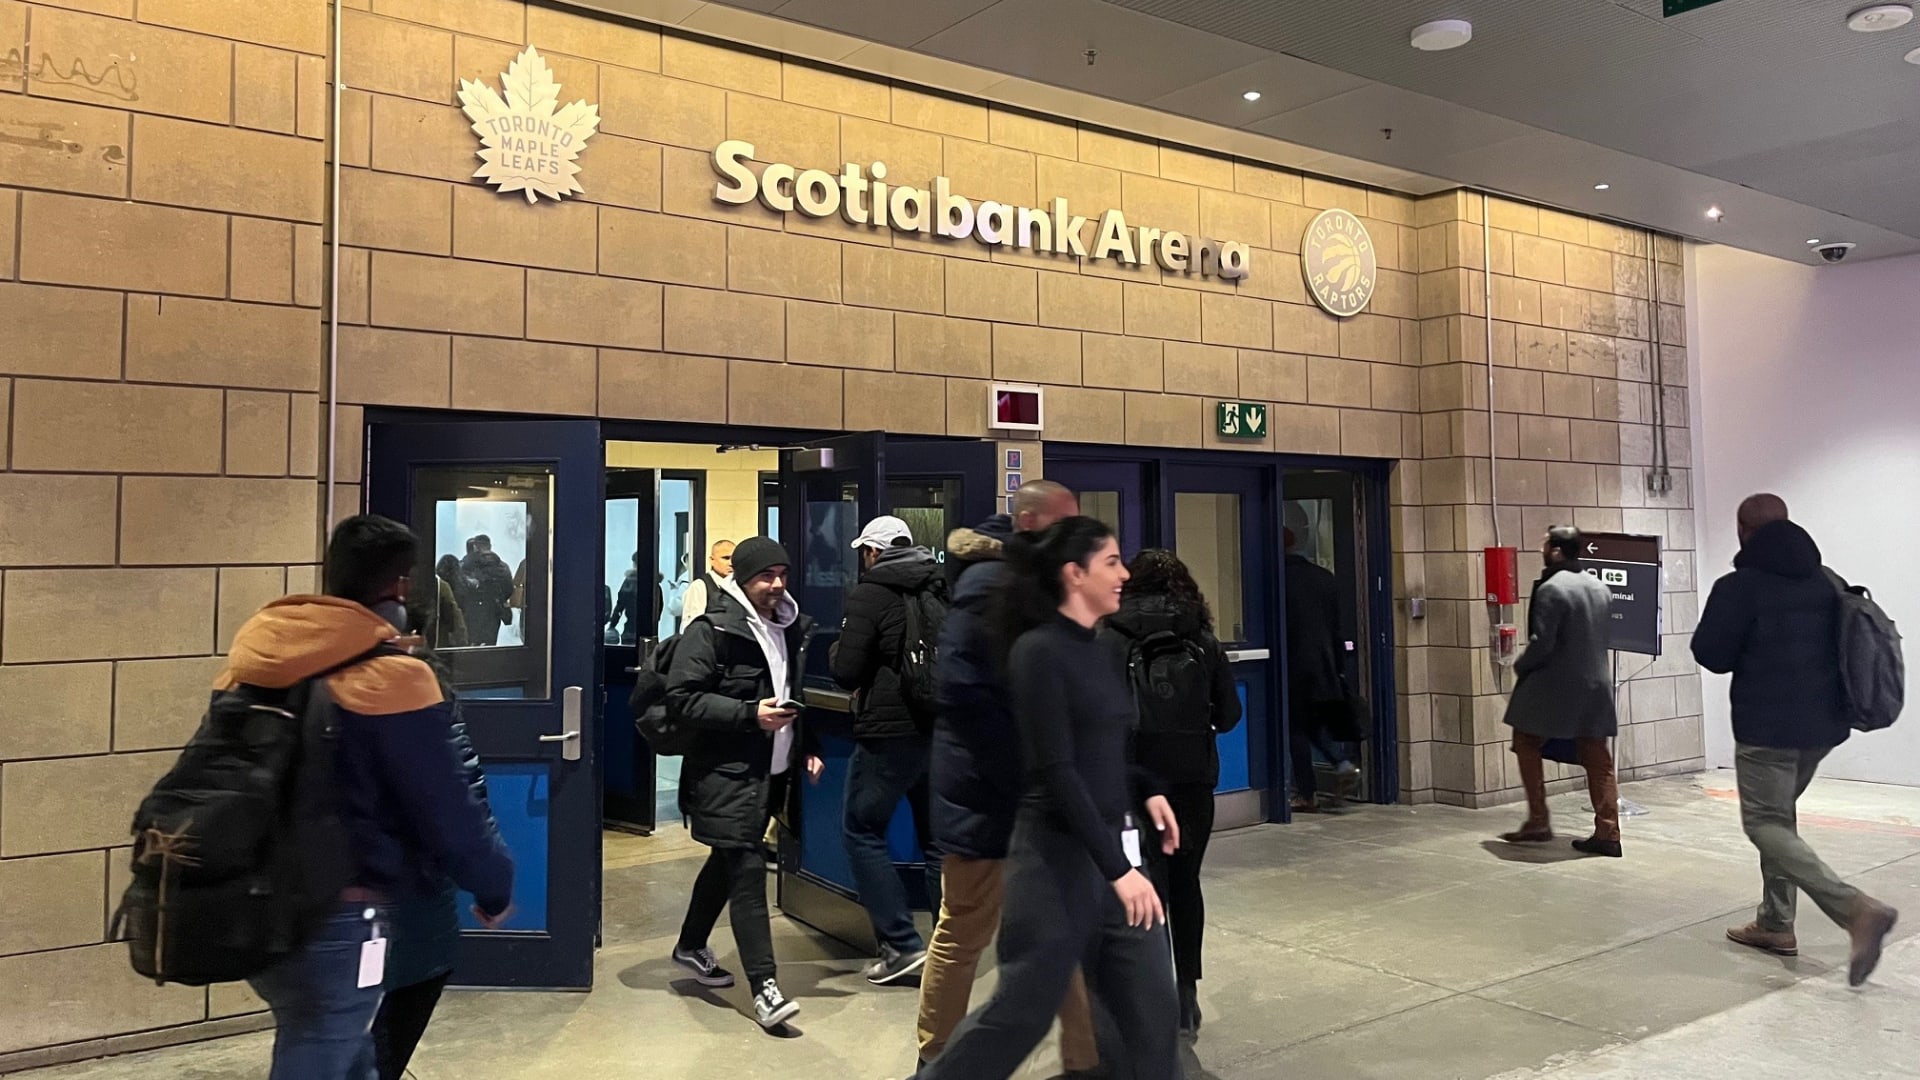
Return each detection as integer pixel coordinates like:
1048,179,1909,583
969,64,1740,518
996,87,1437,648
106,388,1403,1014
910,517,1182,1080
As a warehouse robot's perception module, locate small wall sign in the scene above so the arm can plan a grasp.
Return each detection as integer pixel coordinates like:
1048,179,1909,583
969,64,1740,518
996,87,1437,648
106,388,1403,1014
1215,401,1268,439
459,46,600,203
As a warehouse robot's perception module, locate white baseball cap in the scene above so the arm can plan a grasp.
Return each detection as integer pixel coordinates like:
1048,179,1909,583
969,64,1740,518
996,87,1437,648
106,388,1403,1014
850,515,913,551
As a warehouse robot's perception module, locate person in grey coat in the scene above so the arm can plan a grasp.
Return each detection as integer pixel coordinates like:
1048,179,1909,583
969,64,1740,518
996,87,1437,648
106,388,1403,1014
1500,525,1623,857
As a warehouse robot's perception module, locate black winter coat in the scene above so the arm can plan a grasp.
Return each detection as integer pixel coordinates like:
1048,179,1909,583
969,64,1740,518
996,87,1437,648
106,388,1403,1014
1284,554,1345,710
1103,593,1241,788
930,516,1021,859
1692,520,1850,750
667,586,816,849
830,546,941,740
385,692,498,990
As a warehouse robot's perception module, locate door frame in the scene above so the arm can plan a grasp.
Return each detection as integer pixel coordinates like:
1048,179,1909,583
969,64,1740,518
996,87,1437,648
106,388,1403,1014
1044,445,1400,815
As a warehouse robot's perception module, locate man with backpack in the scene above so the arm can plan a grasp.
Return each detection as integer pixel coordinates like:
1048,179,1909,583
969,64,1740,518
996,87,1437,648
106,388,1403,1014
124,515,513,1079
1693,493,1900,986
830,515,946,986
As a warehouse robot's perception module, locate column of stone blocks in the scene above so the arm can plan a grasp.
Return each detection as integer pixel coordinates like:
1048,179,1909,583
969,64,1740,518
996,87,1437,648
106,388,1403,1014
1411,193,1703,809
0,0,330,1064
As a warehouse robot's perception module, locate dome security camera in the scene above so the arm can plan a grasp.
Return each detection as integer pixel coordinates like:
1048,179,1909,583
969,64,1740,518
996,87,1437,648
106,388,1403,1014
1815,242,1857,264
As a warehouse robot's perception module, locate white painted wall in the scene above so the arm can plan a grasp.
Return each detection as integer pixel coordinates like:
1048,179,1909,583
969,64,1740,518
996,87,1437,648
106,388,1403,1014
1688,244,1920,786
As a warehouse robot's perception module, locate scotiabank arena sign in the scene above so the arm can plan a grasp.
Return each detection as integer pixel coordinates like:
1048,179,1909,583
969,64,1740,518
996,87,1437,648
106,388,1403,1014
712,140,1252,281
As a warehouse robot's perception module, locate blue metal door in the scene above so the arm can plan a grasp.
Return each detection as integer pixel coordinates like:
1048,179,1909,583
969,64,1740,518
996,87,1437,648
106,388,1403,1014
366,419,602,989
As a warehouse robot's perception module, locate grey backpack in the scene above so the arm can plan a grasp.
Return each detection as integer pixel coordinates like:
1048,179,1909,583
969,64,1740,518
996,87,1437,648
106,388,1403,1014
1828,570,1904,731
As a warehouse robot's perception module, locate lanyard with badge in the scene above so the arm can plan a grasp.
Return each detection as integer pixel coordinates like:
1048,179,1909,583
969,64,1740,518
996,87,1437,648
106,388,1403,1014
356,907,388,989
1121,812,1144,869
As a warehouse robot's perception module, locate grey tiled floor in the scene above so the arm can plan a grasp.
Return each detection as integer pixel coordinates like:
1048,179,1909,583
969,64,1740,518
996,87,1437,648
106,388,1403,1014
23,770,1920,1079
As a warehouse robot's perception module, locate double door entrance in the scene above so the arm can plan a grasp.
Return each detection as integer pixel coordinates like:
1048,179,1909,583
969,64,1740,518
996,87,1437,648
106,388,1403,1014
365,417,995,990
1046,453,1394,829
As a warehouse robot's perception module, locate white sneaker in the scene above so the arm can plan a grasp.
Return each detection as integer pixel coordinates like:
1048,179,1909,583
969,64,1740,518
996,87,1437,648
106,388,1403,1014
754,978,800,1030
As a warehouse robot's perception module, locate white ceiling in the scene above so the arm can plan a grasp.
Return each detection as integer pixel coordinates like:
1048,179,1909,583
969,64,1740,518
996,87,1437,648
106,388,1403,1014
558,0,1920,263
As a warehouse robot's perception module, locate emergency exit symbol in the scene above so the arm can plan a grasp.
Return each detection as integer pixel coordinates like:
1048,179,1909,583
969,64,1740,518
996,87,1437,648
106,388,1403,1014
1215,401,1268,439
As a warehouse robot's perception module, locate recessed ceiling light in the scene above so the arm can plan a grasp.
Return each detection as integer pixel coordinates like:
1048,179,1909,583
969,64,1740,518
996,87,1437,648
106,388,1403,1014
1847,3,1913,31
1593,183,1610,191
1706,205,1725,221
1242,90,1262,102
1906,45,1920,63
1807,238,1822,245
1410,19,1473,51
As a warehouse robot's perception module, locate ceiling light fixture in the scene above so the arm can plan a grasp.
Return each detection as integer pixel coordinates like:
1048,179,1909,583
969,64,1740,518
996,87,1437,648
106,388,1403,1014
1242,90,1262,101
1410,19,1473,51
1807,238,1822,245
1705,206,1725,221
1593,183,1610,191
1906,45,1920,63
1847,3,1913,31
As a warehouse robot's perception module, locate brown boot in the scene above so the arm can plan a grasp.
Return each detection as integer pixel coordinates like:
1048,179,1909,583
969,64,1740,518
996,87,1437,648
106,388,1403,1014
1726,921,1798,957
1847,897,1899,987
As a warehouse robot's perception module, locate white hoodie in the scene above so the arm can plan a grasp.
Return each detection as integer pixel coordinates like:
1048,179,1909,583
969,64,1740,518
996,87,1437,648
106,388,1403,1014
718,575,800,774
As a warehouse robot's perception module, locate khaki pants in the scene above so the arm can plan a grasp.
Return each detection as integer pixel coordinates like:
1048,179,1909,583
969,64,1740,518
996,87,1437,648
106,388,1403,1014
916,854,1098,1072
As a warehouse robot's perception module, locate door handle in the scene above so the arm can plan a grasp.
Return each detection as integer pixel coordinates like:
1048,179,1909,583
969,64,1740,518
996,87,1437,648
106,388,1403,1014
542,686,584,761
1225,648,1271,663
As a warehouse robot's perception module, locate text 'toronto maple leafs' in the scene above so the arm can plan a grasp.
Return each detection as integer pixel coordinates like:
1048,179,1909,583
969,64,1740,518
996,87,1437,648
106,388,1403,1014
458,46,600,203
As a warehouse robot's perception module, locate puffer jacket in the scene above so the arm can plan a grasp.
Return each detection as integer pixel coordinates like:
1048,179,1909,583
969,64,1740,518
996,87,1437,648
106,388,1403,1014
1103,593,1241,787
930,516,1022,860
667,582,816,849
1692,520,1850,750
830,546,941,740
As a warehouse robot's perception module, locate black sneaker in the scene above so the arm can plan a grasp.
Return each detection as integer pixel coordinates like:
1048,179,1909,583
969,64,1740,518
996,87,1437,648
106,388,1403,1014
672,944,735,988
754,978,800,1029
864,943,928,985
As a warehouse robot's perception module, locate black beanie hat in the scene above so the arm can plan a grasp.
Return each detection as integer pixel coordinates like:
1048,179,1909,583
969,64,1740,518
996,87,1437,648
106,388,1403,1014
729,537,791,584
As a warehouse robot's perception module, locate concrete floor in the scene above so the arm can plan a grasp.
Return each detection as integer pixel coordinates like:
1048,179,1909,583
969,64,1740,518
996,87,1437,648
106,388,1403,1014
22,770,1920,1079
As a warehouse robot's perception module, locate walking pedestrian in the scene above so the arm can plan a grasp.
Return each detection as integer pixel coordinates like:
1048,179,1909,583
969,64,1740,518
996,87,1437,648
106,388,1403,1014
1103,548,1240,1040
1499,525,1623,857
1693,494,1899,985
910,516,1182,1080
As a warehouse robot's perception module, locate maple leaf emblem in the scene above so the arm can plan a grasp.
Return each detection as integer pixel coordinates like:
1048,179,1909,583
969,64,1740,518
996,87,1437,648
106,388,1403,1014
458,46,600,203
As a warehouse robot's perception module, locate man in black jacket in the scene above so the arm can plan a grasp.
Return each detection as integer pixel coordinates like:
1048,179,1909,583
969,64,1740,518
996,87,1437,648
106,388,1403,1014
666,537,822,1030
831,515,945,985
1693,494,1898,986
1283,527,1359,812
915,480,1101,1076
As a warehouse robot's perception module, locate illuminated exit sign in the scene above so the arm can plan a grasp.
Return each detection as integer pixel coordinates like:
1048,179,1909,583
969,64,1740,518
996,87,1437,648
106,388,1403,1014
1663,0,1726,15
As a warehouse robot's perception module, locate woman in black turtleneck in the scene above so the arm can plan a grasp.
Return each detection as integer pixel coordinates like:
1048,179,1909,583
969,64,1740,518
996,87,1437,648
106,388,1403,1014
910,516,1182,1080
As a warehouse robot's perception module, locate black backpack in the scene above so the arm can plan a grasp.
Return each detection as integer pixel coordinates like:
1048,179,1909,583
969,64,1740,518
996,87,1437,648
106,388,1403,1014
114,648,386,986
630,630,698,756
897,576,951,714
1127,630,1216,736
1827,570,1905,731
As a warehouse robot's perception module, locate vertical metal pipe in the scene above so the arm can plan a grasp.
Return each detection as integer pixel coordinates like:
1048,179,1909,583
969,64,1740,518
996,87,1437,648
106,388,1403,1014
1482,193,1500,547
1645,231,1668,485
323,0,345,534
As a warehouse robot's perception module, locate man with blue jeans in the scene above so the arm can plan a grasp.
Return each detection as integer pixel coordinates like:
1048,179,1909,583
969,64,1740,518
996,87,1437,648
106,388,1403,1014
223,515,514,1077
832,516,944,985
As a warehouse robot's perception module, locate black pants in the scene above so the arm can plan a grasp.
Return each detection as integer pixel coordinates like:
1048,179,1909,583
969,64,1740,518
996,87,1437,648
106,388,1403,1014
1151,782,1215,986
679,846,776,990
1289,702,1349,799
372,972,448,1080
920,820,1177,1080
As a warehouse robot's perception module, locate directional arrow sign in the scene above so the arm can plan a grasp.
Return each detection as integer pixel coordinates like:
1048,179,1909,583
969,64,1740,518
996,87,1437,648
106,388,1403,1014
1215,400,1267,439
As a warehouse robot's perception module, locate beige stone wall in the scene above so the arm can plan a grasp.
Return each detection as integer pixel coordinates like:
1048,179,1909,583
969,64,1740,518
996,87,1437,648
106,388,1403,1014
0,0,1699,1062
0,0,329,1064
1404,193,1703,807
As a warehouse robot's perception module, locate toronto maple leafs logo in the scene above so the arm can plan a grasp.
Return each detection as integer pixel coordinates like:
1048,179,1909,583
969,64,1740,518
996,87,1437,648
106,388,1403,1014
458,46,600,203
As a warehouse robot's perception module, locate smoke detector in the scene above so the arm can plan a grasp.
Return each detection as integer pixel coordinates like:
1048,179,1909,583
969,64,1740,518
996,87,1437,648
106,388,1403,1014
1410,20,1473,51
1847,4,1913,31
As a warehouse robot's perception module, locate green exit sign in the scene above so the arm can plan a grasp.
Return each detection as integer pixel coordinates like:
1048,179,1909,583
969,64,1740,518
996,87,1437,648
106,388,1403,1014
1663,0,1726,15
1215,401,1267,439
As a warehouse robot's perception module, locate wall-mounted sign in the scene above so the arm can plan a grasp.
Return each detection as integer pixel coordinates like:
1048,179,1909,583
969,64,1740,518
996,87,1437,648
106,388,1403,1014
1214,401,1268,439
1301,208,1376,317
1579,532,1663,656
713,141,1251,281
459,46,599,203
